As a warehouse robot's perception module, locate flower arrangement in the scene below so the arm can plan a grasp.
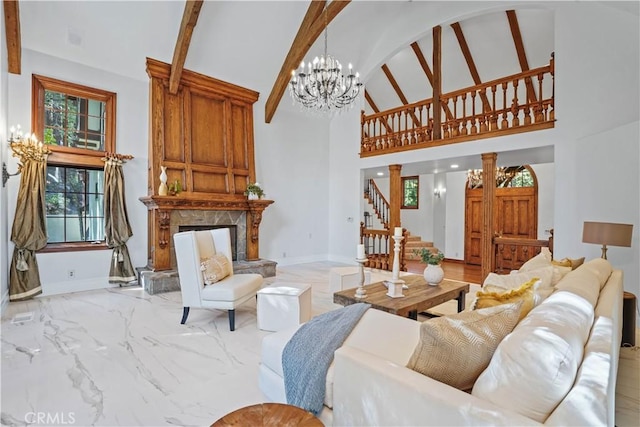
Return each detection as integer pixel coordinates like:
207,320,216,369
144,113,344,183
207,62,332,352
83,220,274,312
414,248,445,265
244,182,264,198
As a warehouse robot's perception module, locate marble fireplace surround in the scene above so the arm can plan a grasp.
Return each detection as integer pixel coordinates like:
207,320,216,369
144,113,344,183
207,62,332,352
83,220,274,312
138,196,276,294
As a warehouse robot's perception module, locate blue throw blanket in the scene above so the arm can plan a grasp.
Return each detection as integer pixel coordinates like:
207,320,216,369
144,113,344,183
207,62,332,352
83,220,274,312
282,303,370,415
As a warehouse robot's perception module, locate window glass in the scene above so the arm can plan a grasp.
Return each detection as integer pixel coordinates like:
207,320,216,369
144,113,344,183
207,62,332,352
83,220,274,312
402,176,419,209
45,166,105,244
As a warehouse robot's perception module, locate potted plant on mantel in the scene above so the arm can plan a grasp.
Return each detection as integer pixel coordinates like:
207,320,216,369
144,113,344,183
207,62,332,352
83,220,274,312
415,248,445,286
244,182,264,200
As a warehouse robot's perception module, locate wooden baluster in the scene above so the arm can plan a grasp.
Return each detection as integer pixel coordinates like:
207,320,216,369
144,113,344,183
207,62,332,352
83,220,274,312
511,79,520,127
416,105,423,143
471,92,478,134
452,96,459,137
490,85,498,130
501,82,509,129
461,93,468,135
535,73,544,122
402,110,408,145
426,105,432,141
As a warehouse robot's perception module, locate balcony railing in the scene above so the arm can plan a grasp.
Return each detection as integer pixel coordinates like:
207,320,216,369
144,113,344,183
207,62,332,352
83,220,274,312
361,57,554,157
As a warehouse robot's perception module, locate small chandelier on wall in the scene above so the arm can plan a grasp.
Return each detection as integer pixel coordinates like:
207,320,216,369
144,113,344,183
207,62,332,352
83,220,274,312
289,19,363,114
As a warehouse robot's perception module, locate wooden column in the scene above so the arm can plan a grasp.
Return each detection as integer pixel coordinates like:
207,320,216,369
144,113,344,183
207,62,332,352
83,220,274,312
246,200,274,261
432,25,442,140
481,152,497,281
389,164,403,267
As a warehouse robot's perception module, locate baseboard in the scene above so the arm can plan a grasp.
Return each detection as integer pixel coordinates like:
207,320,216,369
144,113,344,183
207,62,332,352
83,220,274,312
273,254,329,267
443,258,466,264
41,278,122,297
327,254,358,266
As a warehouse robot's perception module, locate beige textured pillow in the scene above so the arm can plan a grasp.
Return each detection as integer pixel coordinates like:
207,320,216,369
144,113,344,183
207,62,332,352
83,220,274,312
200,253,232,285
406,302,522,391
519,247,552,272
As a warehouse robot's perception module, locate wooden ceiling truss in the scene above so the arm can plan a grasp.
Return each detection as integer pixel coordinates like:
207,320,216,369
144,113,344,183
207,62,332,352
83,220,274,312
265,0,351,123
450,22,491,113
3,0,21,74
506,10,537,103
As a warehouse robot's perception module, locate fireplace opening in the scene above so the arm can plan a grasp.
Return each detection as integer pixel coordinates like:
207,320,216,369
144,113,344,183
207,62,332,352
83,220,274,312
178,225,238,261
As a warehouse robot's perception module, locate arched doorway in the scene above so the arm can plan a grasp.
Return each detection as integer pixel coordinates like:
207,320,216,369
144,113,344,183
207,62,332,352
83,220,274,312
464,166,538,266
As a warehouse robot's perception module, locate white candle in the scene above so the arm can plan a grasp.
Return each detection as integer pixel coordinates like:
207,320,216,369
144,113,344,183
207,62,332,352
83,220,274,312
357,244,365,260
394,227,403,237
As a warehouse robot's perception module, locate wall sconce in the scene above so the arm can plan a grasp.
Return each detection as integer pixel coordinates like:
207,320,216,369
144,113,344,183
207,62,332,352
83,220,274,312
434,187,446,198
2,162,20,187
2,125,43,187
582,221,633,260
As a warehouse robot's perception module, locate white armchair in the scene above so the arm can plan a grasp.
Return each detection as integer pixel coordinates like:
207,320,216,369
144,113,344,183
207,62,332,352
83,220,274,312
173,228,263,331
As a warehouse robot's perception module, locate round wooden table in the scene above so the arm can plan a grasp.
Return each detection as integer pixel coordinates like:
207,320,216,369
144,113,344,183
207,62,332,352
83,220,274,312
211,403,323,427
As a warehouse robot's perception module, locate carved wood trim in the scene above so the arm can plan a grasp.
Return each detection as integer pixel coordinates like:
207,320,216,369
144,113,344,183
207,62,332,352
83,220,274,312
158,210,171,250
147,58,259,103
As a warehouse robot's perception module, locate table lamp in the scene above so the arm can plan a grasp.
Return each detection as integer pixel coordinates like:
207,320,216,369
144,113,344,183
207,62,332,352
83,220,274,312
582,221,633,260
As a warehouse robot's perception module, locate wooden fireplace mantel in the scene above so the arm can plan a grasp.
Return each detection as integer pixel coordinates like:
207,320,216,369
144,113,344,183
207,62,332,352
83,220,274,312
140,194,273,271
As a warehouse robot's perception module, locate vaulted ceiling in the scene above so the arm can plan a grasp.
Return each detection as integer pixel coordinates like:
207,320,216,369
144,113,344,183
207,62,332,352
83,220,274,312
7,0,637,127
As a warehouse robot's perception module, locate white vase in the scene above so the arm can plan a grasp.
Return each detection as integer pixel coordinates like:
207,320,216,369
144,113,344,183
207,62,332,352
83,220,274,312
423,264,444,286
248,193,259,200
159,166,168,196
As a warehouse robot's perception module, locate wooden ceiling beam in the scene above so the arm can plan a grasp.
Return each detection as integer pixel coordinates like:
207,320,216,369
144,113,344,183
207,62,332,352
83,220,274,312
410,41,453,120
265,0,351,123
381,64,421,128
3,0,21,74
451,22,491,113
506,10,537,103
169,0,204,95
364,90,380,113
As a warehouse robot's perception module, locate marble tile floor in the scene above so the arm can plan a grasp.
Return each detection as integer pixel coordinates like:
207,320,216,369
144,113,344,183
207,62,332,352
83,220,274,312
1,261,638,426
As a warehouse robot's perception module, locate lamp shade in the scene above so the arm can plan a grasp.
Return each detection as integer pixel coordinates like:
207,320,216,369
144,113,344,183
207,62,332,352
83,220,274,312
582,222,633,247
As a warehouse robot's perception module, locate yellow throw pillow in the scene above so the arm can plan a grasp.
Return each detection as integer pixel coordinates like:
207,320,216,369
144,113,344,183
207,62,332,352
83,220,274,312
200,254,232,285
475,278,537,320
406,302,523,391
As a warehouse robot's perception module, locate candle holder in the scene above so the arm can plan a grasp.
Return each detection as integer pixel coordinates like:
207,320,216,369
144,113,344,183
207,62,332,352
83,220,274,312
385,234,406,298
354,258,368,299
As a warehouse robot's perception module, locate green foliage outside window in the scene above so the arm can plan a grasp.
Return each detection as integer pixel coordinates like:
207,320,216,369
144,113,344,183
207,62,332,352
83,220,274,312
402,176,419,209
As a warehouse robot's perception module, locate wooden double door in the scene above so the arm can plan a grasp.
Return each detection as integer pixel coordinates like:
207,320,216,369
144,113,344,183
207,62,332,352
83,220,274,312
465,187,537,266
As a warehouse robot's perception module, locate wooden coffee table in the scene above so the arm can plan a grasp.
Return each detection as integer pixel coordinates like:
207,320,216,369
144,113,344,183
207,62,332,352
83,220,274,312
211,403,322,426
333,275,470,320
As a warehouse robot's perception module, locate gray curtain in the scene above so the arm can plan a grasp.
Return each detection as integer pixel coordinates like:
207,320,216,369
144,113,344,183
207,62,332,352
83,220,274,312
9,155,48,301
104,157,135,283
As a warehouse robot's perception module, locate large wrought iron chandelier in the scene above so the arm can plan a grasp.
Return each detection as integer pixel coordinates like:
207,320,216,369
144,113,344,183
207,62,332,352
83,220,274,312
289,19,362,114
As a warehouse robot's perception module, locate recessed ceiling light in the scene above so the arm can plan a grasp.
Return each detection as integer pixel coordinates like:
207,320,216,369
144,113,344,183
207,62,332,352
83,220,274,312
433,169,438,174
377,172,384,176
451,164,459,169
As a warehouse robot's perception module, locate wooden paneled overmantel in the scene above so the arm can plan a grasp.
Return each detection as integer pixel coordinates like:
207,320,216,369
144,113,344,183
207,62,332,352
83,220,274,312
142,58,272,271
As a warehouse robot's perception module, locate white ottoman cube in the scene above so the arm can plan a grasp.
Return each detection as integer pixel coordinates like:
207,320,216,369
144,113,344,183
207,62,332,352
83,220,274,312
257,282,312,332
329,266,372,293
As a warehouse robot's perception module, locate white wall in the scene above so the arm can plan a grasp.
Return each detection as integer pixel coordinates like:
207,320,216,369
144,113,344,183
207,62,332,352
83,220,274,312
552,3,639,306
7,49,149,296
253,107,331,266
0,1,9,311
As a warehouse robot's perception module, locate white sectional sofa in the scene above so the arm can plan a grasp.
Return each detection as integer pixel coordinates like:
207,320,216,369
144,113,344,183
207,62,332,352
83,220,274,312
259,258,623,426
